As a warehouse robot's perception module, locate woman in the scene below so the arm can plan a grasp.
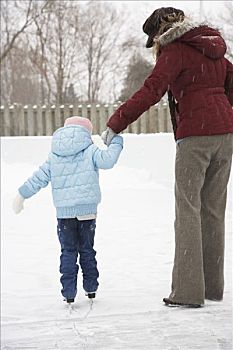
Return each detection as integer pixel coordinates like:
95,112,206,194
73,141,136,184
102,7,233,307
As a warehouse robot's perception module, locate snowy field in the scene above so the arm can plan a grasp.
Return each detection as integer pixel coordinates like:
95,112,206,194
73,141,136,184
1,134,233,350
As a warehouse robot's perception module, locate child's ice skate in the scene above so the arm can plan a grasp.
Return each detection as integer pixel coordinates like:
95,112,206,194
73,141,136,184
64,298,75,304
85,292,96,299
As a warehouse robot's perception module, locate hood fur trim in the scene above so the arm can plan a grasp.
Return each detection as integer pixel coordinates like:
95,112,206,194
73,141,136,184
154,18,210,48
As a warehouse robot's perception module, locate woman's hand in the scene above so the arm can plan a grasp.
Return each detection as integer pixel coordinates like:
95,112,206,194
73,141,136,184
101,127,116,146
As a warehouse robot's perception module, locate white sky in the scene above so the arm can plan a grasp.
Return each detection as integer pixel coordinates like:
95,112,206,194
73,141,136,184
112,0,232,14
111,1,231,24
108,0,232,54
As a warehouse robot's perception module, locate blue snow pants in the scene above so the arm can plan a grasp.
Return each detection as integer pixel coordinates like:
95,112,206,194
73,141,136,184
57,218,99,300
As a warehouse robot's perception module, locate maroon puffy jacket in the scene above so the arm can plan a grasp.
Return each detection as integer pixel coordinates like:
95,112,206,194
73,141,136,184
107,21,233,139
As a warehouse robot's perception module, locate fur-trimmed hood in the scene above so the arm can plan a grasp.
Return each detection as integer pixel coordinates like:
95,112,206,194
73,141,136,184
156,18,227,59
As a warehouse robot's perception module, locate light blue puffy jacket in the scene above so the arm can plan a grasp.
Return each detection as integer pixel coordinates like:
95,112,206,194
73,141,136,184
19,125,123,218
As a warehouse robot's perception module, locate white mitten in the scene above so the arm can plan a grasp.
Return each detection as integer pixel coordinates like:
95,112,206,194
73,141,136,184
12,193,25,214
101,127,116,146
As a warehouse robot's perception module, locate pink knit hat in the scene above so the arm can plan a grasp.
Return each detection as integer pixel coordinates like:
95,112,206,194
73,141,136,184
64,116,93,133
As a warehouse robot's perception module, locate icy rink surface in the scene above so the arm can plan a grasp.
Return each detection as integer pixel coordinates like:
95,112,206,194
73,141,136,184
1,134,233,350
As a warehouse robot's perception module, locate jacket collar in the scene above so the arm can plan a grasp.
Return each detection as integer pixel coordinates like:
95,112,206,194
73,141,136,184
155,18,207,48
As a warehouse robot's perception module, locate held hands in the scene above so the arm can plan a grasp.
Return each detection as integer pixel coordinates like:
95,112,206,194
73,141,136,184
101,127,116,146
12,193,25,214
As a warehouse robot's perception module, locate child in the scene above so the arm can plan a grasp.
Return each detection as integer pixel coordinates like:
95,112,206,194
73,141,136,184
13,116,123,304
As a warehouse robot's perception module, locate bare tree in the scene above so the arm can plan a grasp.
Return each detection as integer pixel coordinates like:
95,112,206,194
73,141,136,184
28,15,52,104
0,0,50,63
0,0,51,104
0,38,41,105
78,1,129,102
0,0,140,105
216,2,233,60
26,0,81,104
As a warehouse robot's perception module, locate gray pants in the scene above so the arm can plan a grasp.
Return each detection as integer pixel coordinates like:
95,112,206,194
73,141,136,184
169,133,233,305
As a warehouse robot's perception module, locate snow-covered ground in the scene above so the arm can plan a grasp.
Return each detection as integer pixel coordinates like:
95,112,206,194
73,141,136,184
1,134,233,350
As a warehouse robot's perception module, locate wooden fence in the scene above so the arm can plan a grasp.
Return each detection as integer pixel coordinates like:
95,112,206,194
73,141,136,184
0,102,172,136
